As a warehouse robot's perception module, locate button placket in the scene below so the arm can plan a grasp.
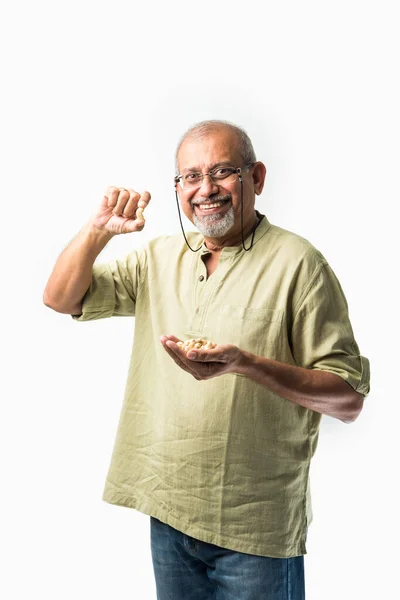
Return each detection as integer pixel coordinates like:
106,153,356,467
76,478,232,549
187,260,207,333
188,254,234,337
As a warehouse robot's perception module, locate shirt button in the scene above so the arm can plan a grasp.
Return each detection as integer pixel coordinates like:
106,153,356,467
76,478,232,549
199,275,204,282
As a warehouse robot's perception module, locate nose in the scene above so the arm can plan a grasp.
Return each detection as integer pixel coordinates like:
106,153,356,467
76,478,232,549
198,174,219,197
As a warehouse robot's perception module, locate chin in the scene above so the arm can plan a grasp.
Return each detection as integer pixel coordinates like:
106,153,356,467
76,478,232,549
193,208,235,238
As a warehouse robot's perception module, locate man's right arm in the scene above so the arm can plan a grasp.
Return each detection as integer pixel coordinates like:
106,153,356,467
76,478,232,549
43,223,114,315
43,186,151,315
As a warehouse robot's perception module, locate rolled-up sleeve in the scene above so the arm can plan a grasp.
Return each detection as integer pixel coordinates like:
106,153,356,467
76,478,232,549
72,248,147,322
291,262,370,397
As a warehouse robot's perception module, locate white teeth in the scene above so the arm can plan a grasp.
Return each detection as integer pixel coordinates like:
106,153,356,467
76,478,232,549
198,201,225,210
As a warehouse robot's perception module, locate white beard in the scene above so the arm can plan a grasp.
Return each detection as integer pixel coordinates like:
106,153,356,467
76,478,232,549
193,204,235,238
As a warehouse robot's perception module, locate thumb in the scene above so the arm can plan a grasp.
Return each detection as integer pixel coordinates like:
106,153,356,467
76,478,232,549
122,218,145,234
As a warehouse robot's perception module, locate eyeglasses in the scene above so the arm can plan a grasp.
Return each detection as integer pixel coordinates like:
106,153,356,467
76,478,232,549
174,163,254,190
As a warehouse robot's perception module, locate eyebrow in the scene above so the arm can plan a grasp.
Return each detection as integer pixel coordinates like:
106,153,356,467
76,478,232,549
181,161,235,173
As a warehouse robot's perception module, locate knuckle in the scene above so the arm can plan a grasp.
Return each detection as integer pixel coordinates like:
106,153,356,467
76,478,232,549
128,189,139,199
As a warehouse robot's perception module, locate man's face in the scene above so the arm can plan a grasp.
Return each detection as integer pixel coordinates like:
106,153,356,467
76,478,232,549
176,129,257,239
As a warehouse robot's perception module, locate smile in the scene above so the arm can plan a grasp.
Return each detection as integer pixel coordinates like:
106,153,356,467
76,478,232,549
193,199,230,215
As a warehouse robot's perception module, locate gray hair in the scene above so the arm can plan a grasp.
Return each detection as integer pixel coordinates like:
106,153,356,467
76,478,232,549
175,119,257,174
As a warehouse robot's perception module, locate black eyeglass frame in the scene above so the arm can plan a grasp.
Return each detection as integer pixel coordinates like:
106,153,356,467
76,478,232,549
174,163,255,190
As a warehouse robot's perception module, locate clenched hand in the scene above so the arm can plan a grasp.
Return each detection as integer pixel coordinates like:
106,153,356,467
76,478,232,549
91,186,151,235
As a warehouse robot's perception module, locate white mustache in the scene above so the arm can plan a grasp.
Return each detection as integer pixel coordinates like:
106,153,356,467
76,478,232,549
192,194,231,206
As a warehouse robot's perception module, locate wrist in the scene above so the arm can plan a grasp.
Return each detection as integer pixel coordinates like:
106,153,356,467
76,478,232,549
234,348,255,375
86,221,114,243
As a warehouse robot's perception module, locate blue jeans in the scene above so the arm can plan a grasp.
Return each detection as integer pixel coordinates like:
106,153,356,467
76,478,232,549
150,517,305,600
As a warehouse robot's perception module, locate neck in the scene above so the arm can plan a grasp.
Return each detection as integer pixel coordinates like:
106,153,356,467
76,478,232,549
204,212,261,252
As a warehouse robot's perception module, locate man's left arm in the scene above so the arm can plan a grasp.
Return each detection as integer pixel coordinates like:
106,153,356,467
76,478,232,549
160,336,364,424
161,260,370,424
235,351,364,423
160,334,364,423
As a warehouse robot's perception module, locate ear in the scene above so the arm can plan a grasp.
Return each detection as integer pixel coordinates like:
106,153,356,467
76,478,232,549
252,162,267,195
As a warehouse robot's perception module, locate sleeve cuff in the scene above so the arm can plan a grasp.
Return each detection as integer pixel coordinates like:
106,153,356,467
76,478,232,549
313,354,370,398
71,264,116,322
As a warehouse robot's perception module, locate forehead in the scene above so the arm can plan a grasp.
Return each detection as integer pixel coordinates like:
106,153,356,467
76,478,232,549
178,129,241,171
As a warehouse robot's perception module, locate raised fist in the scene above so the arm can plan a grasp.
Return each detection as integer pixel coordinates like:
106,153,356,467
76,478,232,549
91,186,151,235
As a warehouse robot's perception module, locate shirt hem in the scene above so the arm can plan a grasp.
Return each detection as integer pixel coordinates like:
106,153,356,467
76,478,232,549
102,488,307,559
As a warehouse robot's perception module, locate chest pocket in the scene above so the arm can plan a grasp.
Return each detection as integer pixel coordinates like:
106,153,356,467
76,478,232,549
217,305,284,358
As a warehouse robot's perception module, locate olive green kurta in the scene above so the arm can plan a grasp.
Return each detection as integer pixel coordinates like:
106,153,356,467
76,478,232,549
73,215,370,558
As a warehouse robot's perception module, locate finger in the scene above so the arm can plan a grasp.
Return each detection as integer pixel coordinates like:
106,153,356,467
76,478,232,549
165,342,225,380
121,217,146,233
137,190,151,209
135,191,151,222
163,334,182,343
113,188,131,216
165,340,205,375
163,338,187,360
105,186,120,209
161,338,226,380
160,339,200,379
122,189,141,218
165,339,185,356
160,337,200,377
186,348,228,362
164,336,226,363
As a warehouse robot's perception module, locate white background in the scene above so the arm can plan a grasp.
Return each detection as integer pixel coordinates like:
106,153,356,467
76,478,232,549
1,0,398,598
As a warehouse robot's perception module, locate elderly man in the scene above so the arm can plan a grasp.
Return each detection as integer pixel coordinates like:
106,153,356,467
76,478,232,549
44,120,370,600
